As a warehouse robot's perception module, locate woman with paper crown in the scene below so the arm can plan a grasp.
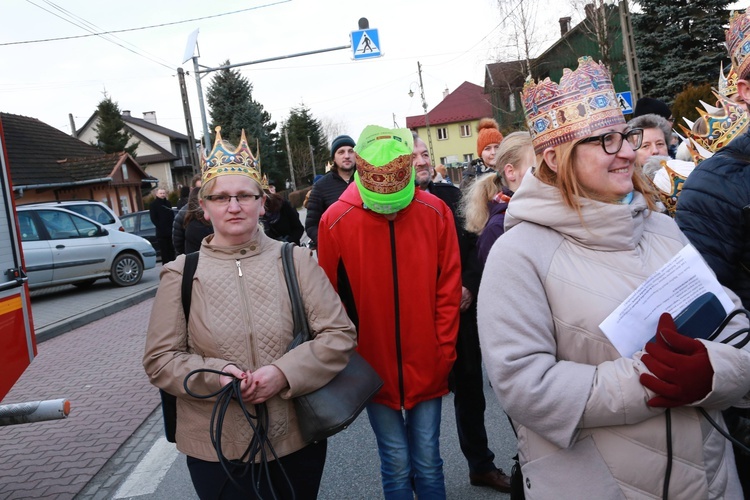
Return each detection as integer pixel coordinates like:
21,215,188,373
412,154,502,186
143,128,356,499
477,57,750,499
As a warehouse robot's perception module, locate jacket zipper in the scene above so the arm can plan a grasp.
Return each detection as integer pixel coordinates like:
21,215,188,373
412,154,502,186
388,221,405,409
235,259,257,367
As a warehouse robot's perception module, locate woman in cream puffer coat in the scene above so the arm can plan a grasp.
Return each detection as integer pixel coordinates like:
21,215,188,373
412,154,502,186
478,61,750,498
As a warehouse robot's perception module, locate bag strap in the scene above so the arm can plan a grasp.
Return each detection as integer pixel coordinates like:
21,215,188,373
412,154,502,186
281,242,311,351
181,251,200,322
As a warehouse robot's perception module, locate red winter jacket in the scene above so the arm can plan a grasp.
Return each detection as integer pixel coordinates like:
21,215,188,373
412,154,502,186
318,183,461,410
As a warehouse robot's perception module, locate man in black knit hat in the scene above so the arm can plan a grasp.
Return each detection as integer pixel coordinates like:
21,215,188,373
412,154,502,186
304,134,356,248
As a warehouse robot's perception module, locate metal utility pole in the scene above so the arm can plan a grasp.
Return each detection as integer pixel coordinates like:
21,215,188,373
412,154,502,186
177,68,201,175
192,52,212,150
307,136,316,176
284,129,296,191
619,0,642,100
417,62,435,164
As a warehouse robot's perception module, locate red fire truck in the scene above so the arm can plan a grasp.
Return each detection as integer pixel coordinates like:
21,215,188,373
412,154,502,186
0,117,69,425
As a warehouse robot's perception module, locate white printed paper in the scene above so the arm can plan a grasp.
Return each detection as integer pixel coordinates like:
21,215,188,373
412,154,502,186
599,244,734,358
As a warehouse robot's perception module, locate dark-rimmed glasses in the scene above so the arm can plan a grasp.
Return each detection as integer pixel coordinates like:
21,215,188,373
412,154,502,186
575,128,643,155
203,193,262,205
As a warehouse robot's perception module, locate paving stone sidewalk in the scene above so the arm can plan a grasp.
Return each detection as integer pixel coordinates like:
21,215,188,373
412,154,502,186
0,299,159,500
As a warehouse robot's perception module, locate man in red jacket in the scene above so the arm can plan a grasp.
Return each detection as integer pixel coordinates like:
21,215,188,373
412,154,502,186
318,126,461,499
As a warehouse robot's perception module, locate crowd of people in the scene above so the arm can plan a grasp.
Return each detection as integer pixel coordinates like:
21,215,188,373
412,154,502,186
143,8,750,500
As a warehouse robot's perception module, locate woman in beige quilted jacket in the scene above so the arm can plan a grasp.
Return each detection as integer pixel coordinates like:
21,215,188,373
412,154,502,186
143,129,357,500
477,57,750,499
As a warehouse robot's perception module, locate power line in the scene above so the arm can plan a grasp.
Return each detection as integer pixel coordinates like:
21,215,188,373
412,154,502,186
3,0,290,47
23,0,176,70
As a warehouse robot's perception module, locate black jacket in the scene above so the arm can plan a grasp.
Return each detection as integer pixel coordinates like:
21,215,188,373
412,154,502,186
304,170,354,246
261,199,304,245
675,130,750,308
149,198,174,239
172,205,188,254
426,181,481,297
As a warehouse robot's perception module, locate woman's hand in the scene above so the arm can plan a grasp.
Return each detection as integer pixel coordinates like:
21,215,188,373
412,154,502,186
219,364,250,392
219,364,289,403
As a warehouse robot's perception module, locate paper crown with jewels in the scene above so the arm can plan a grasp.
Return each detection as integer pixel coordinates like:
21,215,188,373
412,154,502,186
679,91,749,164
651,159,695,217
726,8,750,81
201,127,266,187
521,56,624,154
718,62,739,98
353,126,414,215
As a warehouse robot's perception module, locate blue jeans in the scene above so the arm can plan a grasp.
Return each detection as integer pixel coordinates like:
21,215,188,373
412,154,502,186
366,398,446,500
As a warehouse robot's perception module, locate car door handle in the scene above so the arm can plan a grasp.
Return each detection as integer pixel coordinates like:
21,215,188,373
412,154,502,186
56,245,65,249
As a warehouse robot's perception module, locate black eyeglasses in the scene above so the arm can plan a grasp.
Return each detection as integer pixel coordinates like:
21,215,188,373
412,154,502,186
203,193,262,205
575,128,643,154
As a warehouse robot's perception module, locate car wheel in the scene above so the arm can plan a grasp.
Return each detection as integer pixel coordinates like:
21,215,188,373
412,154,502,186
109,253,143,286
73,279,97,288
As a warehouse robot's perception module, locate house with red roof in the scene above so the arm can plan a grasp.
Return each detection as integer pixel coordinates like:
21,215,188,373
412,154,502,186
405,81,493,170
1,112,156,215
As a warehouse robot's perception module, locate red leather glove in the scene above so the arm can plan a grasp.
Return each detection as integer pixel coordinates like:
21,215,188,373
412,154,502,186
639,312,714,408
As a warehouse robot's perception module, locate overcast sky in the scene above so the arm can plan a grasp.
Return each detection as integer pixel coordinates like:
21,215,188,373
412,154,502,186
1,0,572,148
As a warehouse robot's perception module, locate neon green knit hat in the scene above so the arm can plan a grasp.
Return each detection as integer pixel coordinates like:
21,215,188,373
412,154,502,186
353,126,414,214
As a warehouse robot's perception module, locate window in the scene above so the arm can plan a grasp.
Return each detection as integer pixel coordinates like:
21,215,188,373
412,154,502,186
437,127,448,140
18,213,40,241
39,210,97,239
440,157,448,166
122,164,129,180
460,124,471,137
509,94,517,112
463,154,474,163
120,196,131,215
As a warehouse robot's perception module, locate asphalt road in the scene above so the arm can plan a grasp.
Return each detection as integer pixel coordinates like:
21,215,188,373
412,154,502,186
110,377,516,500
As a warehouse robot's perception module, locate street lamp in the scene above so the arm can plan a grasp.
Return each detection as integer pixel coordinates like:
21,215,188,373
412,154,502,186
408,61,435,164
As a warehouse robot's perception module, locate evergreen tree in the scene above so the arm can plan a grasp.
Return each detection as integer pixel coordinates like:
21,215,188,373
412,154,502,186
281,104,329,187
205,62,283,185
93,94,138,156
633,0,731,104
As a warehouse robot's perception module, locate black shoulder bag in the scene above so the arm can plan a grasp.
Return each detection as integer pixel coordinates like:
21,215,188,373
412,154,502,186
159,251,199,443
281,242,383,443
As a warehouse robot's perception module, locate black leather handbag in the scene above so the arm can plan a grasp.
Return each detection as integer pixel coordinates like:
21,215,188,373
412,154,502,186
281,242,383,444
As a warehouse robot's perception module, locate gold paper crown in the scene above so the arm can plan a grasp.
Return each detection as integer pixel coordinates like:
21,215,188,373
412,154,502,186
726,8,750,81
652,159,695,217
718,62,739,98
521,56,624,154
201,127,262,185
354,154,412,194
679,92,749,164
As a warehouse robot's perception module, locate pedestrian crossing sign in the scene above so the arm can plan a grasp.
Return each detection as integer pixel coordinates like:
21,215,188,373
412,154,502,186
617,91,634,114
351,29,381,60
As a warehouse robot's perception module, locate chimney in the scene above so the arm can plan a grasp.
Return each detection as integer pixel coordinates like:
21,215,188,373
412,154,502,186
442,87,449,99
143,111,157,124
559,17,572,36
69,113,77,137
122,110,131,117
584,3,595,19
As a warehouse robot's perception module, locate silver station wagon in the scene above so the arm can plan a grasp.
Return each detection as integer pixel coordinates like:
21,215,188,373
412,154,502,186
17,205,156,289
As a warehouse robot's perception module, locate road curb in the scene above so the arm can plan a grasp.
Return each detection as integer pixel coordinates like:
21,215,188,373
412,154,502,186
35,286,158,343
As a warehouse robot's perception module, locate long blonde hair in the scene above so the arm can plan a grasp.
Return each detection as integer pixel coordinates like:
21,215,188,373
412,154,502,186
461,131,533,235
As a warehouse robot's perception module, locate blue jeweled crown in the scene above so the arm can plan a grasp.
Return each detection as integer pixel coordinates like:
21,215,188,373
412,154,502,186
726,8,750,81
521,56,624,154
